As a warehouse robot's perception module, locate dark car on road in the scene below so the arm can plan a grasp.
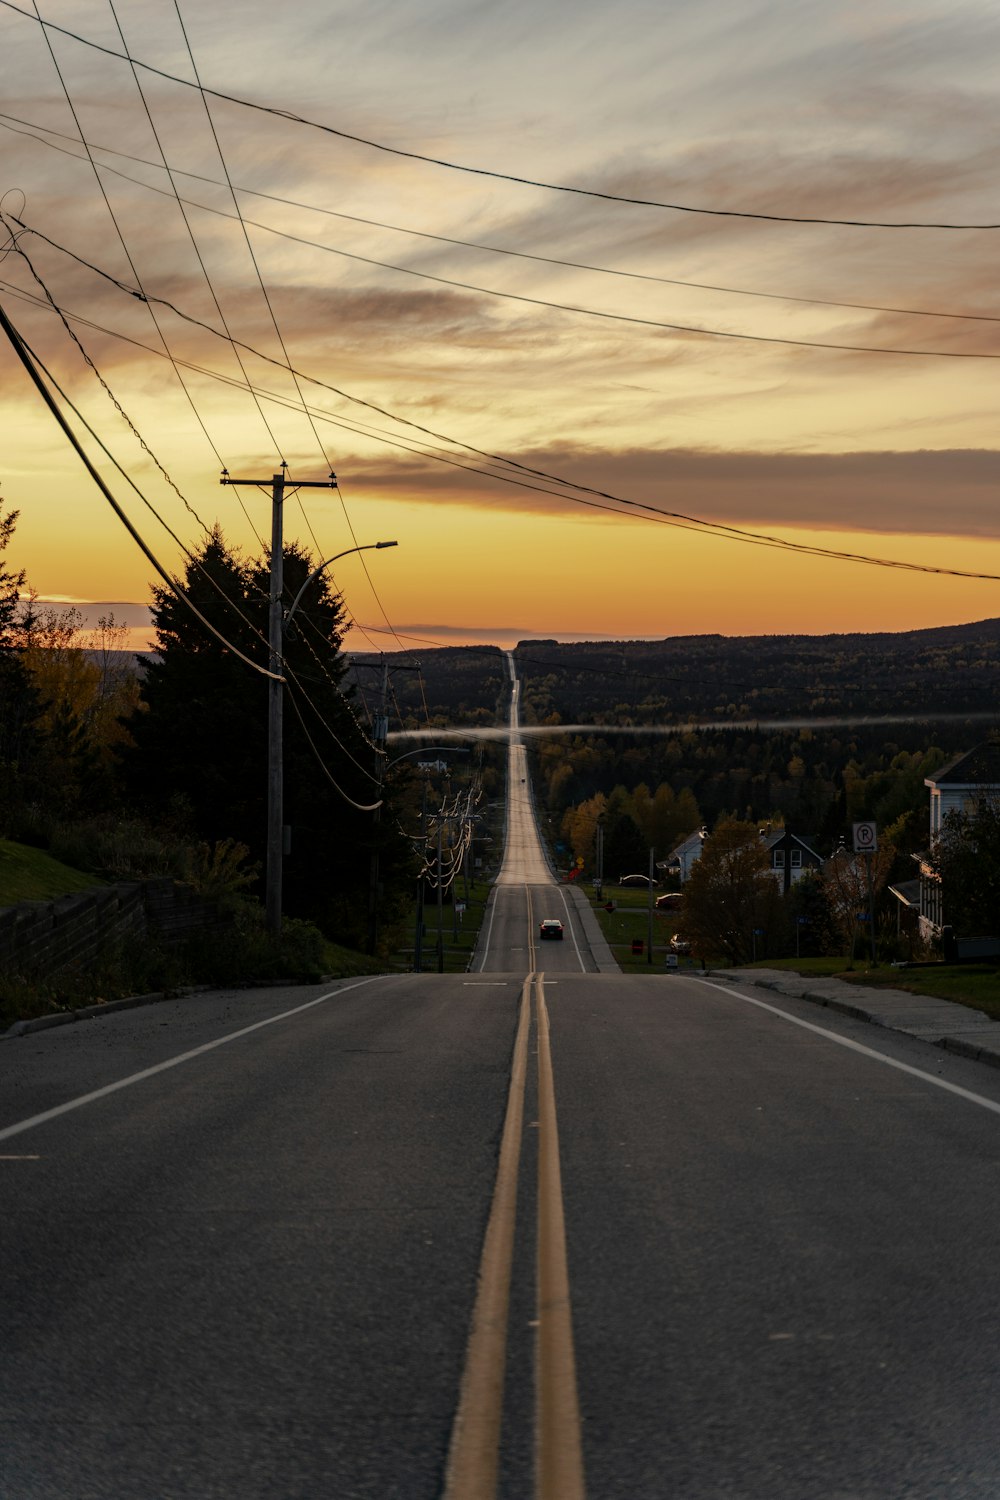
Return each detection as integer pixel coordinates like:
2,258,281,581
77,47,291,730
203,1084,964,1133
618,874,659,888
539,918,564,940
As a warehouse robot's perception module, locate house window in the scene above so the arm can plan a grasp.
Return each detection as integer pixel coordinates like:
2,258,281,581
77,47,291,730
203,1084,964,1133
790,849,801,868
773,850,785,868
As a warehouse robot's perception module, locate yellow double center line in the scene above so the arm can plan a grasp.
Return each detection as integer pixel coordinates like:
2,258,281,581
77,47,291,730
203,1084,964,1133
443,975,586,1499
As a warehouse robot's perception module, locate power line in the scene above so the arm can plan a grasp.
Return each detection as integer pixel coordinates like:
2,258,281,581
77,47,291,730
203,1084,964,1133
14,209,998,366
0,275,394,775
171,0,333,481
13,236,217,540
331,469,411,656
284,680,382,811
4,110,997,327
27,0,231,491
8,308,273,655
29,0,288,468
2,0,997,230
11,227,1000,584
0,300,281,680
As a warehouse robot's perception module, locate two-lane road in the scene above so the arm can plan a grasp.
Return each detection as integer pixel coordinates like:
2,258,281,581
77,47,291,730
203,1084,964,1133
3,656,1000,1497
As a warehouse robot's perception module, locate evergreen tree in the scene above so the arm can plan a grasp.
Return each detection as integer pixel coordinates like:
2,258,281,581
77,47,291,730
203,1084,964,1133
124,530,409,945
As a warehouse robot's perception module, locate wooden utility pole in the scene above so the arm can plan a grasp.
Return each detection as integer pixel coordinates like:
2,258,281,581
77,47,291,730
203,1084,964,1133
220,468,337,937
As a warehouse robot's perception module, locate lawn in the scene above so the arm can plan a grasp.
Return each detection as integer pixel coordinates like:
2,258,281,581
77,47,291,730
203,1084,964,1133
588,892,1000,1017
390,878,493,974
0,839,105,906
589,884,684,972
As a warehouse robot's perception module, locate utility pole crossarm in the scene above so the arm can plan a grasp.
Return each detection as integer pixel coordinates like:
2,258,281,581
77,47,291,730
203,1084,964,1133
221,475,338,488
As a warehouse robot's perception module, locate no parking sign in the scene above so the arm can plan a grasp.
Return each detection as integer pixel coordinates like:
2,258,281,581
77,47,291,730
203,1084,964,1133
853,821,878,853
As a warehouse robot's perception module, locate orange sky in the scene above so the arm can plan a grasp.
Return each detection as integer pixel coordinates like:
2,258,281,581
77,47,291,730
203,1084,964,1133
2,0,999,654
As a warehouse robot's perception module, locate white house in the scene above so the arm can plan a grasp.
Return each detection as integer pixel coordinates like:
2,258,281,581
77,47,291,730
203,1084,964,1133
660,826,708,883
916,741,1000,934
925,742,1000,839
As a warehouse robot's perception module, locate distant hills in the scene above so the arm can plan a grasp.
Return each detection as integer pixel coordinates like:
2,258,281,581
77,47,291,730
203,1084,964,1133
350,617,1000,732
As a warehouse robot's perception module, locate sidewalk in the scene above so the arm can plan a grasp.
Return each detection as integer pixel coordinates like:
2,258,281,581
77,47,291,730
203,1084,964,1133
710,967,1000,1072
562,886,619,973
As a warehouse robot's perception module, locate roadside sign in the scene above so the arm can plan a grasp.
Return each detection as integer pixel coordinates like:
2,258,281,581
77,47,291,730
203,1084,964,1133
455,902,465,916
665,953,679,969
853,821,878,853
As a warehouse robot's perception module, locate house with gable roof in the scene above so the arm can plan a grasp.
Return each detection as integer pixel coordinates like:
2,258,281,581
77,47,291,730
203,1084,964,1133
762,828,824,894
659,826,708,883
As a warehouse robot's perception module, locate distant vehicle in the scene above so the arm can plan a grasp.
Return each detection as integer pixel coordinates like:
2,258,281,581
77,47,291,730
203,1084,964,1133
655,892,684,912
669,933,691,954
539,918,564,940
618,874,659,888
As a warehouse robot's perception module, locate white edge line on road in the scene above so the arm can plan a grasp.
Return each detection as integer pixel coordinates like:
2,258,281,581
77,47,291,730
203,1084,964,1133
556,886,587,973
0,977,384,1144
476,886,502,971
695,978,1000,1119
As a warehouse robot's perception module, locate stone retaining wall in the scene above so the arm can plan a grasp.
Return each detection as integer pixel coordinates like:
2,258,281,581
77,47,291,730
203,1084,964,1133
0,879,231,983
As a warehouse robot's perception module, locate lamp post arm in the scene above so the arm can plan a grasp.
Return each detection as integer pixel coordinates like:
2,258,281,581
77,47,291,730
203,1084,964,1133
285,540,397,627
385,746,471,772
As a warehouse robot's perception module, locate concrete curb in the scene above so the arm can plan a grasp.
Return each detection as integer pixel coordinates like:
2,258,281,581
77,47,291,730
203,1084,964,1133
2,987,194,1039
709,967,1000,1071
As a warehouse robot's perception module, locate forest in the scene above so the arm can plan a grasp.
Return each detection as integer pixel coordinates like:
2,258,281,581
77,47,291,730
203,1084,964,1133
509,628,1000,870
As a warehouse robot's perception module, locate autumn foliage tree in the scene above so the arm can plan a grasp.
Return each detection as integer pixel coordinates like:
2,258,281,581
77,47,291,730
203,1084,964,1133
822,839,896,965
0,498,33,785
678,818,782,964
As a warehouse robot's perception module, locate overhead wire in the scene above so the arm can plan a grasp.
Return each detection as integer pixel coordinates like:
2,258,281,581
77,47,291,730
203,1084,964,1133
0,273,404,762
99,0,270,548
170,0,345,588
0,262,384,764
2,1,997,229
330,469,410,654
0,239,281,654
25,1,224,490
4,111,997,328
149,3,408,656
283,681,382,811
13,232,218,538
0,300,281,680
26,1,287,470
282,664,382,779
9,223,1000,584
11,186,996,362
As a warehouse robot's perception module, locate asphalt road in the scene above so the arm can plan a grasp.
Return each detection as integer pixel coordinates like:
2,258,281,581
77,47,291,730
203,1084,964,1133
3,659,1000,1497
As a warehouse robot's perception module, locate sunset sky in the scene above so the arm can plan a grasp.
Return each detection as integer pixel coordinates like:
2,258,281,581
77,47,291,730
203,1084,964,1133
1,0,998,653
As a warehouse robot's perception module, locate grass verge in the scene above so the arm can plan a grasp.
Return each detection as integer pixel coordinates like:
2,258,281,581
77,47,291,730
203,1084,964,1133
738,955,1000,1022
0,839,105,904
389,879,493,974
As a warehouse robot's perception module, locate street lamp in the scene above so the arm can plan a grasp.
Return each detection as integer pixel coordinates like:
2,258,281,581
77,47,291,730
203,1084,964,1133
284,540,398,630
266,539,398,937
